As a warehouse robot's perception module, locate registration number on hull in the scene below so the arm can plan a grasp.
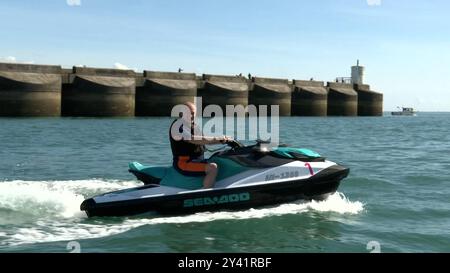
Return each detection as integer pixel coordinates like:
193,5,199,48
265,171,299,181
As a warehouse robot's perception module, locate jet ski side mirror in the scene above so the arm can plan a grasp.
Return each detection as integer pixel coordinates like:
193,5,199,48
226,140,244,149
252,144,272,153
254,139,278,153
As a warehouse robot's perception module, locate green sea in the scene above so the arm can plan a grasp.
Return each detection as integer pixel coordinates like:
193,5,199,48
0,113,449,252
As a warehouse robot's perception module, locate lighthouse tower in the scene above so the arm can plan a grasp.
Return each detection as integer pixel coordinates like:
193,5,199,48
351,60,365,84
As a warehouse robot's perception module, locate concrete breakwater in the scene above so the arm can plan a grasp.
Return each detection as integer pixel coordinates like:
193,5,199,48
0,62,383,117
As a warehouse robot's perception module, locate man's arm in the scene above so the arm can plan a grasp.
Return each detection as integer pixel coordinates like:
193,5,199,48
186,135,232,145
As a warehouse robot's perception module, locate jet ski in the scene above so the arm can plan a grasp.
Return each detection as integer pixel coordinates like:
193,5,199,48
80,140,349,217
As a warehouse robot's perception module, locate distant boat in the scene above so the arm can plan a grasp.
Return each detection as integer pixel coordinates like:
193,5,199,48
391,107,417,116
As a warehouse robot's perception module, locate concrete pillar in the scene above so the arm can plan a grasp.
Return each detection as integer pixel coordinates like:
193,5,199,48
249,77,292,116
327,82,358,116
292,80,327,116
354,84,383,116
199,74,249,115
136,71,197,116
0,63,62,116
62,67,135,117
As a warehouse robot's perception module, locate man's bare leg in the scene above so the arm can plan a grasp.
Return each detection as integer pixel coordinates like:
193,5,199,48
203,163,218,189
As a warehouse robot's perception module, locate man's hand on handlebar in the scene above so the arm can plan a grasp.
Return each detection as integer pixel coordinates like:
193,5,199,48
220,135,233,144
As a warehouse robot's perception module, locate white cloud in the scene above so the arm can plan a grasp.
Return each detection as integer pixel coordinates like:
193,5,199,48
114,63,138,72
66,0,81,6
114,63,130,70
0,56,34,64
0,56,17,63
367,0,381,6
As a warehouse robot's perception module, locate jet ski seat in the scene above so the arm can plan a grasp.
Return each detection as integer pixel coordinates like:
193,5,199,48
129,156,251,191
129,162,203,190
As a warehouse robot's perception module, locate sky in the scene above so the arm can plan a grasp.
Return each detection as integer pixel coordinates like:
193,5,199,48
0,0,449,111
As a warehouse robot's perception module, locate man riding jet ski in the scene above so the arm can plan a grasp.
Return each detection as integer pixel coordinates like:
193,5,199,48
80,102,349,217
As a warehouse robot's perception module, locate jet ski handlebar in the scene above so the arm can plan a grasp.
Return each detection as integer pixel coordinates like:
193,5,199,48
225,140,271,150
